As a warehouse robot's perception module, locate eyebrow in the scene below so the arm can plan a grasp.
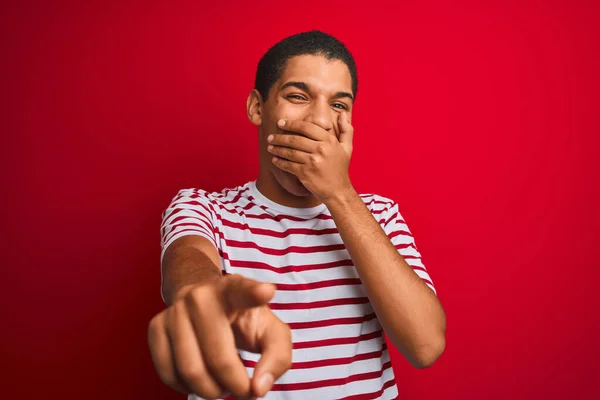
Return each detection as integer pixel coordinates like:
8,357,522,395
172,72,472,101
280,81,354,102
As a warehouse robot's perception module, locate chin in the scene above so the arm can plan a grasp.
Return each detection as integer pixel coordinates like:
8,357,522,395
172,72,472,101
273,169,312,197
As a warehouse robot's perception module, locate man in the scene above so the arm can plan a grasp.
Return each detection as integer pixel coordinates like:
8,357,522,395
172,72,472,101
149,30,446,400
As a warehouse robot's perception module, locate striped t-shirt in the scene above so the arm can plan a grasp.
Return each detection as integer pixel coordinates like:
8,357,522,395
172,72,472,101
160,181,436,400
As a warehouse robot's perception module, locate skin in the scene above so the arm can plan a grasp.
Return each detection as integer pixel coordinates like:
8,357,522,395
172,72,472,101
150,53,446,400
246,54,355,207
150,239,292,400
248,54,446,367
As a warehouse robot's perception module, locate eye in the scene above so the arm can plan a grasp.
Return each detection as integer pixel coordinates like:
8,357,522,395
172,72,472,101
287,94,307,101
332,103,348,110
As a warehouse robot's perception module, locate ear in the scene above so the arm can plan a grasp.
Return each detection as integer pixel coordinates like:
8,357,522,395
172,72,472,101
246,89,263,126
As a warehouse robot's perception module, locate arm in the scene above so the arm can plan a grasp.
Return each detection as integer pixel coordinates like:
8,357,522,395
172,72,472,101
161,236,224,306
154,189,293,398
325,188,446,369
266,115,446,368
159,188,224,306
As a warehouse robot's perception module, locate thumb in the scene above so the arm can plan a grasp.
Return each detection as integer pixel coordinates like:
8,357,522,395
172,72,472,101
252,319,293,397
338,111,354,148
222,274,276,312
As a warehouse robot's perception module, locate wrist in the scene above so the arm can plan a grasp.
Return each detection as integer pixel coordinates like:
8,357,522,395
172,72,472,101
322,184,358,208
168,273,224,305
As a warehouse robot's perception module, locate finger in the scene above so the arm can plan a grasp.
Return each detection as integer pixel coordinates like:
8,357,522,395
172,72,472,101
167,302,225,399
277,119,328,141
252,318,293,398
222,274,276,314
267,145,308,164
186,286,253,398
272,156,302,176
338,111,354,146
267,133,317,153
148,313,189,393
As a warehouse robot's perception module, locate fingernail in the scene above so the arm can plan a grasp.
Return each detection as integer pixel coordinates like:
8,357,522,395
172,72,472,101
258,373,274,393
267,134,274,142
267,145,273,151
277,119,285,127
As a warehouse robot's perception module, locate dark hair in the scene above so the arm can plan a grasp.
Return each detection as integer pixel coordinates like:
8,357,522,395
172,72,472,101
254,30,358,103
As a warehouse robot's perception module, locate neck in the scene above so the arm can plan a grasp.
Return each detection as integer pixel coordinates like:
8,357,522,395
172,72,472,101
256,167,323,208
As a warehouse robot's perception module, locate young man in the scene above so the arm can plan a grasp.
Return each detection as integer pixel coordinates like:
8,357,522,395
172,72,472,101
149,30,446,400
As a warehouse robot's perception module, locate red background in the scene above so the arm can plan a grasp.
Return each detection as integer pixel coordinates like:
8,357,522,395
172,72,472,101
2,1,599,399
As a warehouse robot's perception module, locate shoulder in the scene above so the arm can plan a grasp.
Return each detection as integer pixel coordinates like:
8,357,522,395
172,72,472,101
358,191,398,214
357,192,406,228
170,182,253,212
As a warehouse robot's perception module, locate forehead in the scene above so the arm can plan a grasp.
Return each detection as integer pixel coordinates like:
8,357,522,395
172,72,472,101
278,54,352,93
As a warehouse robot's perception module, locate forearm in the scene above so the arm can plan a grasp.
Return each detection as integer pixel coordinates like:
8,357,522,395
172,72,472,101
325,187,446,368
161,243,223,306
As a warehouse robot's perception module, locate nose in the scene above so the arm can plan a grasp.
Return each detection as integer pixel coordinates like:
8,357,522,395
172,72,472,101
304,98,334,133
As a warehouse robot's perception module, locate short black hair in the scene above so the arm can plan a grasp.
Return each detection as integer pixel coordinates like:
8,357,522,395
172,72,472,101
254,30,358,103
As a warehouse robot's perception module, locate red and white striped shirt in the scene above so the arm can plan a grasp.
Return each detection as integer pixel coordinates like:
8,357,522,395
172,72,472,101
160,181,436,400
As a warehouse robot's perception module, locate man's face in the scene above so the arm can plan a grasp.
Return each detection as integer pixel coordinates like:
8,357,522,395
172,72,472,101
259,54,354,197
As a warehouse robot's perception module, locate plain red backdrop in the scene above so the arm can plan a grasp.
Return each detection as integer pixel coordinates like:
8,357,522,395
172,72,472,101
2,0,599,399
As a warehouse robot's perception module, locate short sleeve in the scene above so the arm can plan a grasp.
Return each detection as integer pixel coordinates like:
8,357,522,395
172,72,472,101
382,202,437,295
160,188,219,265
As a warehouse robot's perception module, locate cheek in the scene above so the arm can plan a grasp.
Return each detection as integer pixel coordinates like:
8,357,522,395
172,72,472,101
272,98,308,121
